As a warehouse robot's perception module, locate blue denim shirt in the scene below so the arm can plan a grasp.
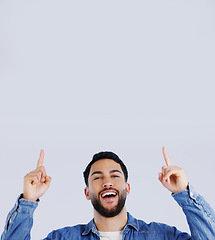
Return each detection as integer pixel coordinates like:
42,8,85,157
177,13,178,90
1,184,215,239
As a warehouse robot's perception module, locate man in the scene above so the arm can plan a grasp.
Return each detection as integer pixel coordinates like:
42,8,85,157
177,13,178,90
1,147,215,239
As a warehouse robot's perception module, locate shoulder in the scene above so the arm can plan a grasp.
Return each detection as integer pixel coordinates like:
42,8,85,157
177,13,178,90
127,213,172,234
46,224,88,239
127,213,188,238
137,219,171,232
135,219,189,238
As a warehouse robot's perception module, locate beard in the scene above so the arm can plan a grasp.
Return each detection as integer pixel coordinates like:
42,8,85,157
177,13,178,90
90,188,127,218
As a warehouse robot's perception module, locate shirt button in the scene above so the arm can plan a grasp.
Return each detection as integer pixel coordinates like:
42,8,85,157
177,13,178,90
190,192,194,197
9,218,12,225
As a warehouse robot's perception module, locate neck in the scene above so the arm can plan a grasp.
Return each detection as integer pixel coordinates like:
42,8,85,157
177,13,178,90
93,207,128,232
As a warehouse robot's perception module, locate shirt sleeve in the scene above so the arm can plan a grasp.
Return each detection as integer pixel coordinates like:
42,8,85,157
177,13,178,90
0,194,39,240
172,183,215,239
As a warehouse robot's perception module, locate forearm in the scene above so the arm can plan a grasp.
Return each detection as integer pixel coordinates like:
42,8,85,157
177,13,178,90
1,195,38,240
173,184,215,239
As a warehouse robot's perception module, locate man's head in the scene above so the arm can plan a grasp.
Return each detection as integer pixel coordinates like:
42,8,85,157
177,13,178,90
83,151,130,218
83,151,128,186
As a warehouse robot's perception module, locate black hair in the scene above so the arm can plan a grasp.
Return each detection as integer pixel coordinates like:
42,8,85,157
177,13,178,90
83,151,128,186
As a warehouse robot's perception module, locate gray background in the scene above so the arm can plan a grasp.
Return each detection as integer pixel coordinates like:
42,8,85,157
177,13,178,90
0,0,215,239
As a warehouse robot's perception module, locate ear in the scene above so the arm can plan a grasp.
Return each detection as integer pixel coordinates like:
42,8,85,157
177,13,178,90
84,187,91,200
125,183,131,195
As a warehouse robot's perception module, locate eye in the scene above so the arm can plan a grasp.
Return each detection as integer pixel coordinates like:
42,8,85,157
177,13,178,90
94,176,101,180
112,175,120,178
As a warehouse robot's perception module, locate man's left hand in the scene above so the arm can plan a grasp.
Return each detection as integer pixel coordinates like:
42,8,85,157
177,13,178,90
158,147,188,194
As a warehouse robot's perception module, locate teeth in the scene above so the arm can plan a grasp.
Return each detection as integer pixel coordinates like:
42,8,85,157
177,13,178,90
101,192,117,198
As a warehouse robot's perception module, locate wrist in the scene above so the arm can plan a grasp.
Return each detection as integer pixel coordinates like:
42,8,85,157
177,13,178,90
22,193,39,202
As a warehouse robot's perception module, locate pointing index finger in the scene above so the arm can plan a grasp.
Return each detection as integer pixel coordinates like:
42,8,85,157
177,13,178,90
162,146,172,166
37,149,44,168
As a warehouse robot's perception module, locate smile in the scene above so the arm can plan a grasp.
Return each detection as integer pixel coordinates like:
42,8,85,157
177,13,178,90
101,190,117,198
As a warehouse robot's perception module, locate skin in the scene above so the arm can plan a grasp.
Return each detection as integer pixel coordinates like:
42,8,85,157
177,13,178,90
23,147,188,231
23,150,51,201
158,147,188,194
84,158,130,231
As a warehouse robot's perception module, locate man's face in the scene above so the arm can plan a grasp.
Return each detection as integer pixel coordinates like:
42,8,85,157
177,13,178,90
84,159,130,218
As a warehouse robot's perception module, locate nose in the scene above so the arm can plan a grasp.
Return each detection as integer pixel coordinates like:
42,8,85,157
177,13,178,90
102,180,113,188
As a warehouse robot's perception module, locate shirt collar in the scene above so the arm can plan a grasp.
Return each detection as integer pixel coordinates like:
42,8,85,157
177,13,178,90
81,212,139,236
126,212,139,231
81,219,98,236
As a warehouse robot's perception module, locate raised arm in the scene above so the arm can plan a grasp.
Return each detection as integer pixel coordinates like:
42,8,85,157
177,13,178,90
1,150,52,240
158,147,215,239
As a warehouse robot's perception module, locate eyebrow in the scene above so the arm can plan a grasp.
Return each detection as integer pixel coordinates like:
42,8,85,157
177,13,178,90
90,170,122,177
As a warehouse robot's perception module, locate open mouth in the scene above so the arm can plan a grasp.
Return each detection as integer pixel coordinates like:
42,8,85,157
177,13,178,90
100,190,118,200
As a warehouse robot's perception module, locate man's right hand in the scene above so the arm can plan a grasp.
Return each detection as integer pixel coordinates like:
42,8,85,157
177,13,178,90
23,150,52,202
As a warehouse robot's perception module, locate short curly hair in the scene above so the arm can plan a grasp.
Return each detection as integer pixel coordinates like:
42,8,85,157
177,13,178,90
83,151,128,186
